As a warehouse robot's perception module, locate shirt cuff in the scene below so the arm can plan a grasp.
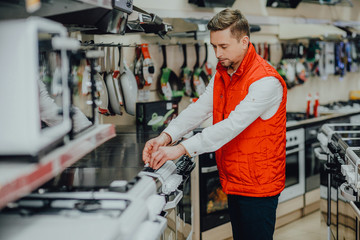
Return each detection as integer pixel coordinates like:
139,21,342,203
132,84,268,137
180,135,201,157
163,127,182,145
179,143,191,157
160,132,172,145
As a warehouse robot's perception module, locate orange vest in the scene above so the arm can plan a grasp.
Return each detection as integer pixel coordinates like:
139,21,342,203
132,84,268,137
213,43,287,197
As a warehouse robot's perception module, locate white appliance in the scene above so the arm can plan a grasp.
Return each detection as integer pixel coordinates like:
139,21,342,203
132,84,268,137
317,123,360,239
279,128,305,202
0,175,167,240
0,17,79,159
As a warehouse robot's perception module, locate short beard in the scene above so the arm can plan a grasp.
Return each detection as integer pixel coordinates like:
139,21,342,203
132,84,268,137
220,60,234,68
227,62,235,70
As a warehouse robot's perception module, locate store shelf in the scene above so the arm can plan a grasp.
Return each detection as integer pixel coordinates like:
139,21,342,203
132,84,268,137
0,0,112,21
0,124,116,210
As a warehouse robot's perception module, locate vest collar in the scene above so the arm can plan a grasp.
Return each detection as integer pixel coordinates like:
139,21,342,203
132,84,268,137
216,42,257,79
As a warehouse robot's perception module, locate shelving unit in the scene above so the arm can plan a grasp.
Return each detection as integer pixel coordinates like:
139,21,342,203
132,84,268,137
0,0,166,212
0,0,112,20
0,124,116,209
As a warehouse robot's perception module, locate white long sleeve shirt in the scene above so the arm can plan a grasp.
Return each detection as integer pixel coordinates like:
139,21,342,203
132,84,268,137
163,74,284,157
38,80,92,133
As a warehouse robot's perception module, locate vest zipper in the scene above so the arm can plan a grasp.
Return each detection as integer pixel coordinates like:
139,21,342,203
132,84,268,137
222,74,232,120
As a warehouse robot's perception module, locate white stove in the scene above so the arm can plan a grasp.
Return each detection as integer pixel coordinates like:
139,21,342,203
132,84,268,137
0,155,196,240
0,182,166,240
317,123,360,240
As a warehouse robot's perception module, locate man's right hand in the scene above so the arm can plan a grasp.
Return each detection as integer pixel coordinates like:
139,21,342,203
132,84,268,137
142,132,171,165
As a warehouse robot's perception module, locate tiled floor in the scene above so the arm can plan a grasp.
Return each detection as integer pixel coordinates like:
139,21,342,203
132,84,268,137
224,210,327,240
274,210,328,240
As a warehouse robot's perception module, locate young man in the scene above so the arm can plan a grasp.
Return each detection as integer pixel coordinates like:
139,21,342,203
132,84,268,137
38,79,92,133
143,9,287,240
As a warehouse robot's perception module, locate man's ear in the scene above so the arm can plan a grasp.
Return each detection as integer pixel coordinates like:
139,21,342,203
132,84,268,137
242,36,249,48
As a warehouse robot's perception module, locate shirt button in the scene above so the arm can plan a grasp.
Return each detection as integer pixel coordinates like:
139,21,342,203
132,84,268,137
220,95,223,98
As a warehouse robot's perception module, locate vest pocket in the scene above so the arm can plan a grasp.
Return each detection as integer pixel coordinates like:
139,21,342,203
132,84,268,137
248,149,270,185
223,157,254,185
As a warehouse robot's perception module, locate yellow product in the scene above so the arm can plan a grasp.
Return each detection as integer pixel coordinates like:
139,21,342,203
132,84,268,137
349,90,360,100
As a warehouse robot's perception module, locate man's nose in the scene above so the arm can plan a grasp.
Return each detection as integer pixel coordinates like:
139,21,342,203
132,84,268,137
215,48,222,58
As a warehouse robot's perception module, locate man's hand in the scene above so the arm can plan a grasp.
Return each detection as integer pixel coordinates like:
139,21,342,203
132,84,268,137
148,144,186,169
142,133,171,165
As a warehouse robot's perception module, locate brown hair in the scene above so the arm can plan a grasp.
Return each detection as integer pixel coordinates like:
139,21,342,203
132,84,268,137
207,9,250,40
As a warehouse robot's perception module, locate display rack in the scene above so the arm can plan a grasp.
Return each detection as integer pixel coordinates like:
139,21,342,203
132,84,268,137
0,0,112,21
0,124,116,210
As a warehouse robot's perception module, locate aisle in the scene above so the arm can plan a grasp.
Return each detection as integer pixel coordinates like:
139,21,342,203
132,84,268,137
274,210,327,240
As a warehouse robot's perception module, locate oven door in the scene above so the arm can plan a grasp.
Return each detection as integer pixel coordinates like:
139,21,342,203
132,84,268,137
320,155,339,239
176,174,193,240
337,187,358,240
305,134,322,192
319,150,343,240
199,152,230,232
279,142,305,203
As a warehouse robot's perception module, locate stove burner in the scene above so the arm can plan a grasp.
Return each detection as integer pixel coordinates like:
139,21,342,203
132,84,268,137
75,200,101,212
286,112,307,122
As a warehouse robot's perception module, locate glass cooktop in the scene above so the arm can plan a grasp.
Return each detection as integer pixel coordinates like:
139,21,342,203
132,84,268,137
38,126,161,192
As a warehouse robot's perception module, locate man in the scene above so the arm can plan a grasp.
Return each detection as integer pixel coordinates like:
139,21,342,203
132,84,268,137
39,80,92,133
143,9,287,240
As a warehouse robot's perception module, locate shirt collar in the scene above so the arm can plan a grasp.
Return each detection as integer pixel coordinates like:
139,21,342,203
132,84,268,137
216,42,257,78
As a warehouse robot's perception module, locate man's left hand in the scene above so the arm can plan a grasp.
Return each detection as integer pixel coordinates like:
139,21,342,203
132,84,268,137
149,144,186,169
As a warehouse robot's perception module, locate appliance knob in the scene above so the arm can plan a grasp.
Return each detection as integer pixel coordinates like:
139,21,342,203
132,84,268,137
110,180,128,192
309,129,317,137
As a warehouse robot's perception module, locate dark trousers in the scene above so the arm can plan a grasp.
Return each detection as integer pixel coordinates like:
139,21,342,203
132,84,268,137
227,194,279,240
